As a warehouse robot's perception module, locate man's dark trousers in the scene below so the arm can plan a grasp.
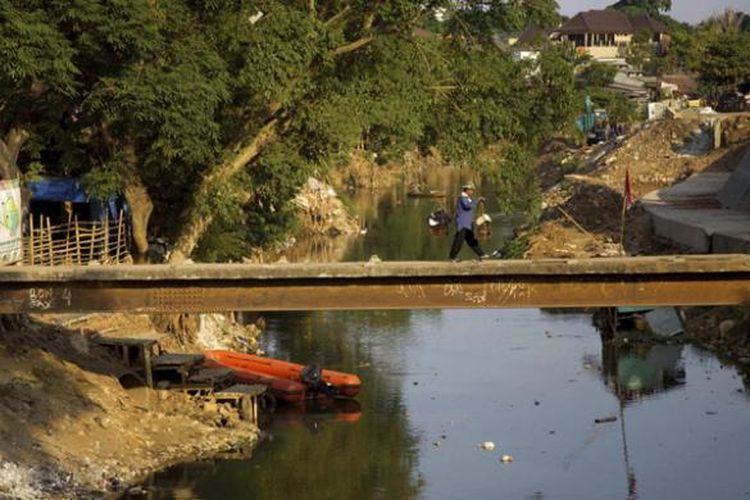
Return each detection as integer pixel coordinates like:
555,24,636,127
449,228,484,259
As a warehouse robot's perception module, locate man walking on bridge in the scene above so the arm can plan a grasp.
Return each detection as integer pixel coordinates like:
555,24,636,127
449,181,488,262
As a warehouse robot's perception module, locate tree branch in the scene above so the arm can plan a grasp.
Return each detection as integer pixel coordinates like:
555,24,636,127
170,116,283,262
324,6,351,27
362,12,375,30
331,36,375,56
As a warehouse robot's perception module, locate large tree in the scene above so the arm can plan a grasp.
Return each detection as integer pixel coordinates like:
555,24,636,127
4,0,576,262
698,31,750,91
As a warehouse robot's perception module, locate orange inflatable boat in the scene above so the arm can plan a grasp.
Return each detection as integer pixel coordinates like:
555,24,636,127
202,357,305,404
204,350,361,398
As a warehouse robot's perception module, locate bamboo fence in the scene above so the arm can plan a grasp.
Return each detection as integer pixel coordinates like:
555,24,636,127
23,211,131,266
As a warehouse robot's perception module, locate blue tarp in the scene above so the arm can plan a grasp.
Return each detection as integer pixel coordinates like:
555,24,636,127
27,178,88,203
27,177,126,222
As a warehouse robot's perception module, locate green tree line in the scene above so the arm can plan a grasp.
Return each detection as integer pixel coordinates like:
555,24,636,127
1,0,577,262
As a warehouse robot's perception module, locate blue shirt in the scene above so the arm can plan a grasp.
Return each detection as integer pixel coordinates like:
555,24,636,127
455,193,478,230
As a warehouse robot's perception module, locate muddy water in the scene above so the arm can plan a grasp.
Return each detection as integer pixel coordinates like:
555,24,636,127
146,179,750,499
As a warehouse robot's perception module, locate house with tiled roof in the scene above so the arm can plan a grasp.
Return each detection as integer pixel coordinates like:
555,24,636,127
554,10,668,60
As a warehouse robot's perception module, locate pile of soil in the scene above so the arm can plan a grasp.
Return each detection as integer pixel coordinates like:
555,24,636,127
0,316,259,498
527,114,750,258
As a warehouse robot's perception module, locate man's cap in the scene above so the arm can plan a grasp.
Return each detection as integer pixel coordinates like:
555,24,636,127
462,181,476,190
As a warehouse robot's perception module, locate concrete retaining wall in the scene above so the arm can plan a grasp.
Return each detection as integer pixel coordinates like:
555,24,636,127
718,147,750,211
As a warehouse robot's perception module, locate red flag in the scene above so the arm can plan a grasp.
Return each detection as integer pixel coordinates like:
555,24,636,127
624,167,633,210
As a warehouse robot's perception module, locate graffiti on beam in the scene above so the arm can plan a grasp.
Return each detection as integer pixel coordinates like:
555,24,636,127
489,281,531,304
29,288,53,310
27,287,72,310
443,280,530,306
442,282,487,305
398,284,426,300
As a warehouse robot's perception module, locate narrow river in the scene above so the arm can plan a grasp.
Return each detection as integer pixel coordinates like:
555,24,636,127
146,178,750,499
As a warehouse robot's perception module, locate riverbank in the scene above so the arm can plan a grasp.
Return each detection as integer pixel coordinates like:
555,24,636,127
0,314,261,498
526,113,750,373
527,114,750,259
0,159,383,497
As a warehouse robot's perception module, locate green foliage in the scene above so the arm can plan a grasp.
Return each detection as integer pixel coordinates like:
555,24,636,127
23,161,45,181
486,144,541,217
81,157,126,200
0,3,77,95
626,29,655,72
698,31,750,92
576,59,637,126
501,233,531,259
662,27,705,73
589,89,640,124
424,43,526,163
526,45,579,144
579,61,617,88
653,9,750,91
610,0,672,16
0,1,78,148
3,0,581,259
443,0,561,38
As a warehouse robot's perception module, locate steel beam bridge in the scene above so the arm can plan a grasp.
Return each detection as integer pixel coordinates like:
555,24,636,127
0,254,748,314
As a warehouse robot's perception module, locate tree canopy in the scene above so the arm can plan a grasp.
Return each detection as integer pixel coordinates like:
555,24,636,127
2,0,578,261
609,0,671,16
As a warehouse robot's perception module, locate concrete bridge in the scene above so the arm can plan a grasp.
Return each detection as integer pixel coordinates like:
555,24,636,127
0,254,748,314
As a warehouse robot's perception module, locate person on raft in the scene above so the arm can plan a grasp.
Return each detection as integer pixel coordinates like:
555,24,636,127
449,181,489,262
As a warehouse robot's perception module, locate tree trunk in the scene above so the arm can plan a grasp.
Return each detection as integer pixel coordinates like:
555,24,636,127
165,32,374,263
119,143,153,258
169,117,280,262
0,128,30,180
123,176,153,258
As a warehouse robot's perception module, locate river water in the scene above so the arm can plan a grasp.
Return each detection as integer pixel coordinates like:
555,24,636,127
146,179,750,499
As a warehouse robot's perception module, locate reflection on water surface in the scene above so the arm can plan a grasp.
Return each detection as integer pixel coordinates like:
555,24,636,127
145,177,750,499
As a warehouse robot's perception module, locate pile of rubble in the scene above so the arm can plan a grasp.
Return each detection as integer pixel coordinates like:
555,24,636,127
291,178,359,237
527,115,750,258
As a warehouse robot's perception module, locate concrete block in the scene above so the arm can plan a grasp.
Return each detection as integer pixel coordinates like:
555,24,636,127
713,230,750,254
718,147,750,211
648,207,711,252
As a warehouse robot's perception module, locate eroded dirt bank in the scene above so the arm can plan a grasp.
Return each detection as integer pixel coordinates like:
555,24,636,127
527,114,750,259
0,314,260,499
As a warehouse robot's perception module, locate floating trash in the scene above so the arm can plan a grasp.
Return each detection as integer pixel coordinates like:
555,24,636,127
478,441,495,451
594,415,618,424
500,455,514,463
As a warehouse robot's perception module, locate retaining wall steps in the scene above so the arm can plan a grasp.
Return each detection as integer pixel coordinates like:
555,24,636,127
643,148,750,253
